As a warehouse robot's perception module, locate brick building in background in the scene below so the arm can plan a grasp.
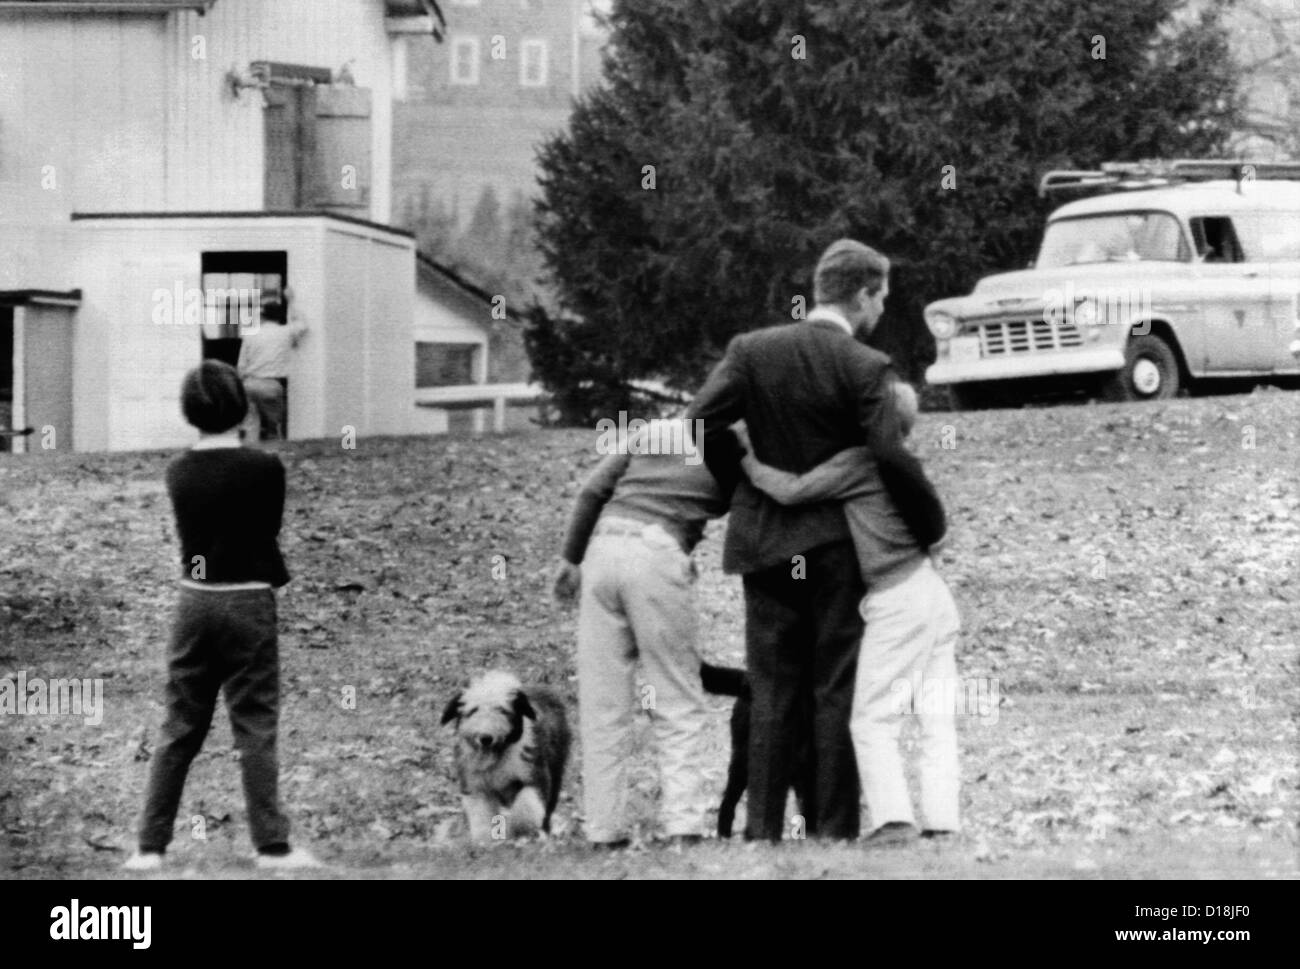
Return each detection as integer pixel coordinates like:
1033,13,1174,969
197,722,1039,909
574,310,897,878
394,0,605,223
392,0,606,337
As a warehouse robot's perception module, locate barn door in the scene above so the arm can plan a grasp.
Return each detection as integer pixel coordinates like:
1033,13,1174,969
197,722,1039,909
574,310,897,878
302,85,372,212
262,72,371,214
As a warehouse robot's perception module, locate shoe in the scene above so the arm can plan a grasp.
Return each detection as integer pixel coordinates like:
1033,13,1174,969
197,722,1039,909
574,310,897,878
255,846,322,870
589,838,631,852
921,828,957,840
863,822,919,847
122,851,163,871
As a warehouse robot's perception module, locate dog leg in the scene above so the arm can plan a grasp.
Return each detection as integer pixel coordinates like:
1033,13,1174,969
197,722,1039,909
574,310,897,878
509,786,548,838
718,768,746,838
464,794,500,843
718,702,750,838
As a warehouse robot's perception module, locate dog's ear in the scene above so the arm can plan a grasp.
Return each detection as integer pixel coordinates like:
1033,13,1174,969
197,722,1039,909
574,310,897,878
512,691,537,721
440,691,464,726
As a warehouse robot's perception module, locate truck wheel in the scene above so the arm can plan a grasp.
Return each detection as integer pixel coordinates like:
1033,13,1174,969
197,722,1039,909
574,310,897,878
948,383,1000,411
1101,335,1180,402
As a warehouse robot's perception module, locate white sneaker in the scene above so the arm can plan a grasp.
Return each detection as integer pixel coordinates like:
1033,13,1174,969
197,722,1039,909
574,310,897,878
122,852,163,871
255,846,322,870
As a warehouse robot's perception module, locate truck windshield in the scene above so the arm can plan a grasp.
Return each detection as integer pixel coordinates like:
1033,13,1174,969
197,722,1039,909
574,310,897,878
1038,212,1189,267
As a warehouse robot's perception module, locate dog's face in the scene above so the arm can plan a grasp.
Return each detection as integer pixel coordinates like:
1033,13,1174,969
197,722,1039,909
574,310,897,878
442,671,537,759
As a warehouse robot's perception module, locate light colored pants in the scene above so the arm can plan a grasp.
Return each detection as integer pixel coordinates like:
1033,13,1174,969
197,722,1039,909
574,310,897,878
576,521,710,842
850,558,962,832
242,377,286,442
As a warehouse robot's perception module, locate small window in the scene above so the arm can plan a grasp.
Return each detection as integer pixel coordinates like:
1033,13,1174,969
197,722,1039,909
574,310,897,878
416,342,480,388
520,39,548,88
450,37,480,85
1189,217,1245,263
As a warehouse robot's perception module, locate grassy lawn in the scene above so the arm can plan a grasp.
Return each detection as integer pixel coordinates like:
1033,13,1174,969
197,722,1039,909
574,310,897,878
1,390,1297,879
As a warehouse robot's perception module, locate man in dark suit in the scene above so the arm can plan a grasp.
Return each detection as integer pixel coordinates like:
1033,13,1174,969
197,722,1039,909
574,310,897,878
687,239,946,841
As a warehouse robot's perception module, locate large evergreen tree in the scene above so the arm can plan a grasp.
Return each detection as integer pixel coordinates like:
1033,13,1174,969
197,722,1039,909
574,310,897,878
529,0,1240,420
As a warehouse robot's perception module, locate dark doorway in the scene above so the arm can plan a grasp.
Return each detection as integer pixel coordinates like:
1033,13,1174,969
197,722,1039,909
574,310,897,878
199,251,288,368
0,308,12,452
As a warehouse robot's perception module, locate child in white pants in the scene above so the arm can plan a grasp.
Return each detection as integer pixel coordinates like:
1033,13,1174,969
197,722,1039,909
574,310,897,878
738,383,962,841
554,439,729,845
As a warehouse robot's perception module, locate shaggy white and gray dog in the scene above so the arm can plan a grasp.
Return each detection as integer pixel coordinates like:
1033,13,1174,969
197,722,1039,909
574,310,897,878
440,671,571,842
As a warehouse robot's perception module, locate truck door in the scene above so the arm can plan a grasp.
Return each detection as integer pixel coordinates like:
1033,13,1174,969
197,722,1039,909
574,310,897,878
1191,216,1278,372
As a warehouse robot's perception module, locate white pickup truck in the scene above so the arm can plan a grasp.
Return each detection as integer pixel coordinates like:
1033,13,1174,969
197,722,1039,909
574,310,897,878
924,161,1300,408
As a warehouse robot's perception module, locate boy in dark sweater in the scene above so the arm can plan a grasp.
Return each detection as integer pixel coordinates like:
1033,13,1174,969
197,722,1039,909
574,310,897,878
124,361,317,870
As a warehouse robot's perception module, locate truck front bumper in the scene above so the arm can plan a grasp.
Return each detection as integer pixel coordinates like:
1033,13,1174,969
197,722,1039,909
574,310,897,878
926,347,1125,385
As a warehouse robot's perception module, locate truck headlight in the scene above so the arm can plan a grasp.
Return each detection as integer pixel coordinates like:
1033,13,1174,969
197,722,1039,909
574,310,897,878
926,310,958,340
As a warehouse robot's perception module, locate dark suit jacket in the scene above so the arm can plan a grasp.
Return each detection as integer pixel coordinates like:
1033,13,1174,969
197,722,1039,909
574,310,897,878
688,318,946,575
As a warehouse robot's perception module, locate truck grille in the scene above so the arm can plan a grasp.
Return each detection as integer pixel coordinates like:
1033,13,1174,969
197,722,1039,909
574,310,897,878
977,318,1083,355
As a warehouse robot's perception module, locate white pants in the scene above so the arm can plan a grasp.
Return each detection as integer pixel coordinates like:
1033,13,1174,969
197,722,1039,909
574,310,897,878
576,524,710,842
850,558,962,832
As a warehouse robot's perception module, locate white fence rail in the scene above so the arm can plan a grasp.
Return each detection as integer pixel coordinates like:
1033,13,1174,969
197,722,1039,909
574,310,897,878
414,382,549,433
413,379,690,434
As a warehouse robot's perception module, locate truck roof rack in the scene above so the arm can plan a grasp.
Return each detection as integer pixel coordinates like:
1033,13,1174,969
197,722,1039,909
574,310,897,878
1038,159,1300,198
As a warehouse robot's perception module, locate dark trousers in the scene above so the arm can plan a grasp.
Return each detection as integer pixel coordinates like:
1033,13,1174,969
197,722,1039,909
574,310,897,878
138,586,289,852
742,540,866,841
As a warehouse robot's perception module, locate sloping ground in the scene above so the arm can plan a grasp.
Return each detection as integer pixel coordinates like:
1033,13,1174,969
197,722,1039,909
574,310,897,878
1,390,1297,879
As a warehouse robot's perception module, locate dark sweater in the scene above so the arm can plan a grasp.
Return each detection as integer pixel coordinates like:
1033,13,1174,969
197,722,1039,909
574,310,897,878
166,448,290,587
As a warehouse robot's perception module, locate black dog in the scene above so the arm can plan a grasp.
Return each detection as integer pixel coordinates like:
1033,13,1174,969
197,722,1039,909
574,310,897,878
700,662,815,838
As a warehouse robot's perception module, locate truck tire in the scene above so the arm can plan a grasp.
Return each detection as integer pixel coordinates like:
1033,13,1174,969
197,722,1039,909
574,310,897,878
1101,334,1180,402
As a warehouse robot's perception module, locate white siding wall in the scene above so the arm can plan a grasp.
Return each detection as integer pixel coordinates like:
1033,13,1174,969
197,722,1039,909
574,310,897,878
69,222,204,451
0,14,170,223
67,216,413,452
166,0,395,221
413,286,491,353
0,0,395,227
410,281,491,436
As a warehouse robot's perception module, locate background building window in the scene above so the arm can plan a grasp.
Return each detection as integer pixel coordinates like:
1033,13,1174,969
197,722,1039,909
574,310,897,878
450,37,480,85
520,39,548,88
416,342,481,387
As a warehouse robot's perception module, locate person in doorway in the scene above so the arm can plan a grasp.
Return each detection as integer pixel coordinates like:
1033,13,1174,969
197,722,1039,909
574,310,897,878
237,289,306,442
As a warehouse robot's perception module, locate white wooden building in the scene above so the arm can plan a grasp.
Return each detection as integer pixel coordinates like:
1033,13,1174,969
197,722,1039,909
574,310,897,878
411,252,542,434
0,0,447,452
